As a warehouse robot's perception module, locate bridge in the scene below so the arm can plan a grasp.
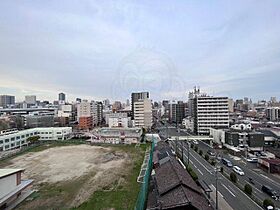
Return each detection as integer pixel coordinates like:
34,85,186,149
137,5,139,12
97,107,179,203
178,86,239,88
168,135,213,141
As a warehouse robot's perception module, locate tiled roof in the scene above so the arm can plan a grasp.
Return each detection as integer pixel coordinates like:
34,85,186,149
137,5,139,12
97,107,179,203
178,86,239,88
147,151,212,210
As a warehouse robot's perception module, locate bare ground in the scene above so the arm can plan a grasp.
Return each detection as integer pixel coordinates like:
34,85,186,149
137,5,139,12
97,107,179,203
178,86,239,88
6,144,132,209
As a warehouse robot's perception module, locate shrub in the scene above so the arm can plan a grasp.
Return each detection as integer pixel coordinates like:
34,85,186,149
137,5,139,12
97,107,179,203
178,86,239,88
230,172,237,183
194,145,198,152
204,154,209,161
186,166,198,182
199,150,203,156
244,184,252,196
263,199,274,209
211,160,216,166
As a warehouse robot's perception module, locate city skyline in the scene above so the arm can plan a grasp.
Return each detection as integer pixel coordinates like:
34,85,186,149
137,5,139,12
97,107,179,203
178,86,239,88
1,1,280,101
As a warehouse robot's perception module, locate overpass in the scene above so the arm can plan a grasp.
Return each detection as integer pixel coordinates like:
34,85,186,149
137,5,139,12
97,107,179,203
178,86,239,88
168,135,213,141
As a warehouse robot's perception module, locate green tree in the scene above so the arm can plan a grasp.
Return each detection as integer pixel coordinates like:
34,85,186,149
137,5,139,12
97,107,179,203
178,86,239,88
199,150,203,156
244,184,252,196
220,167,224,173
263,199,274,209
140,127,146,143
230,172,237,183
204,154,209,161
27,136,40,144
194,145,198,152
211,160,216,166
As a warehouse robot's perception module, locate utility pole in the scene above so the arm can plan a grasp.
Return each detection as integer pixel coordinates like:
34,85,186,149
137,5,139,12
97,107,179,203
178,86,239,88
214,166,220,210
187,142,190,166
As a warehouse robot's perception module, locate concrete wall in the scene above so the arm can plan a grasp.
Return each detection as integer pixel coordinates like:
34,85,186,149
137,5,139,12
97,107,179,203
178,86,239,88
0,174,17,198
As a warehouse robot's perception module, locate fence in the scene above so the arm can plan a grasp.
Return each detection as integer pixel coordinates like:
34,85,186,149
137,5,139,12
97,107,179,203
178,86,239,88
135,140,155,210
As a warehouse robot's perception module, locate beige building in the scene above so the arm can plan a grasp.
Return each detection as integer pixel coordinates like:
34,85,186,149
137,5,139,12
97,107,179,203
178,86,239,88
133,98,152,129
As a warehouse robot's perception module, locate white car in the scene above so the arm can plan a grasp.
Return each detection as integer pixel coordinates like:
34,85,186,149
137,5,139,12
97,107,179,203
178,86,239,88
233,166,245,176
193,140,199,145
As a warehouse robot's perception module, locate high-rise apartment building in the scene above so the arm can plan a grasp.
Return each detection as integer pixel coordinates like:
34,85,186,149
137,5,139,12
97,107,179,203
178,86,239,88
133,98,152,129
0,95,15,108
131,92,149,119
194,95,229,135
266,107,280,121
77,100,103,128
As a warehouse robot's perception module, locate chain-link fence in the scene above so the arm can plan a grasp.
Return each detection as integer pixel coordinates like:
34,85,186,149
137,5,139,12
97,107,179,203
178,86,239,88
135,140,155,210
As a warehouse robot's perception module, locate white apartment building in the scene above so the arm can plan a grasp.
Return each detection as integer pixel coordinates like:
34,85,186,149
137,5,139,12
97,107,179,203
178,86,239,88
108,116,129,128
58,104,72,118
133,98,152,129
77,100,103,126
0,127,72,151
266,107,280,121
77,100,91,119
194,96,229,135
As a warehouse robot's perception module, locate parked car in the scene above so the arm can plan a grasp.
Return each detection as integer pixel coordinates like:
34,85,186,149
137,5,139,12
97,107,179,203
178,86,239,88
262,185,279,200
222,158,233,167
233,166,245,176
207,150,216,156
246,157,258,163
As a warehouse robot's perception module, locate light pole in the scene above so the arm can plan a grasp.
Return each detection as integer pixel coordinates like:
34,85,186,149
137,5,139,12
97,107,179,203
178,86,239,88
214,166,221,210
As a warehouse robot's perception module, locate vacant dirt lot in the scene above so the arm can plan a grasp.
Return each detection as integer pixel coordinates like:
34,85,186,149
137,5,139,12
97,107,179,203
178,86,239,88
6,144,133,209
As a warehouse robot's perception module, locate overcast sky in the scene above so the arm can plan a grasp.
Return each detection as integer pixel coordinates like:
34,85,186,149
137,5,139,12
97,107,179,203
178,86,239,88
0,1,280,102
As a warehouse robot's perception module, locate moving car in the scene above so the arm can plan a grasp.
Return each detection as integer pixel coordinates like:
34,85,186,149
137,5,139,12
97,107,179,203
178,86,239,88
221,158,233,167
262,185,279,200
193,140,199,145
207,150,216,156
233,166,245,175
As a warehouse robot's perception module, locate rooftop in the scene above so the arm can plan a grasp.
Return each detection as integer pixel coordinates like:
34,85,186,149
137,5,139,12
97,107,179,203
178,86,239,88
0,168,24,179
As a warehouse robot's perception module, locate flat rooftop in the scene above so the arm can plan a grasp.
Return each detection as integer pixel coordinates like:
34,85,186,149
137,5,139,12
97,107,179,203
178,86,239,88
0,168,24,179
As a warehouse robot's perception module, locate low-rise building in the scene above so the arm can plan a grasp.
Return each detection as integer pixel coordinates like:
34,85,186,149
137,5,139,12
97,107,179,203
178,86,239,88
0,169,33,209
0,127,72,151
91,128,142,144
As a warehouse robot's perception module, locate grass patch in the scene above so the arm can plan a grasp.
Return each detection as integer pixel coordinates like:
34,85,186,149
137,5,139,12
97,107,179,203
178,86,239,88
72,144,147,210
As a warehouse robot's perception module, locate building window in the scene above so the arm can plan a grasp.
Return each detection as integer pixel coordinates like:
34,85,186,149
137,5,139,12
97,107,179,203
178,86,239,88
11,137,15,141
16,136,20,140
5,139,9,143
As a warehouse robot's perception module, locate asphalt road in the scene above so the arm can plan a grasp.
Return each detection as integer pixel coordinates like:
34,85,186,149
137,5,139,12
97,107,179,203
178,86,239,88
196,139,280,208
170,140,263,210
158,125,280,209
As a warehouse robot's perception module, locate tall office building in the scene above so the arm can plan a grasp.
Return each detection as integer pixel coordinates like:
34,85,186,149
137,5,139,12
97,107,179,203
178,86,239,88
194,95,229,135
168,101,186,124
96,101,103,125
25,95,36,105
131,92,149,119
58,93,66,103
134,98,152,129
0,95,15,108
169,101,177,123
